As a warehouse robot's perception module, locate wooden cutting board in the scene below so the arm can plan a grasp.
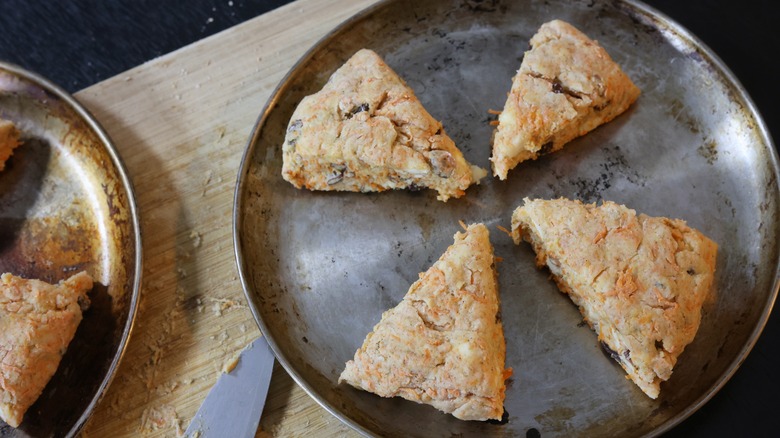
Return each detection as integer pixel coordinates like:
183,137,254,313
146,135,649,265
77,0,377,436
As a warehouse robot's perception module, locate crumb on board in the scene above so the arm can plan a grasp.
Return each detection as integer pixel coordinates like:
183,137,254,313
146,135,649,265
209,330,229,344
138,299,182,394
190,230,202,248
155,379,185,397
222,351,241,374
210,297,247,316
139,404,181,435
203,170,214,186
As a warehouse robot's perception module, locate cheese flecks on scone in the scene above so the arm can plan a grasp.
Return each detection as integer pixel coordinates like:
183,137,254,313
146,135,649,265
491,20,641,180
282,48,486,202
339,223,511,420
0,119,22,172
0,272,93,427
511,198,716,399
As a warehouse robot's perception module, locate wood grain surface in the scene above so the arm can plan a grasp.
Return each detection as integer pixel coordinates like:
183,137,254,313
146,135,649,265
76,0,377,436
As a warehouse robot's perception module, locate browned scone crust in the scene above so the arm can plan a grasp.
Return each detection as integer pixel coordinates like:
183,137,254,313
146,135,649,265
0,119,21,172
491,20,641,180
339,223,511,420
282,49,486,202
511,198,717,398
0,272,93,427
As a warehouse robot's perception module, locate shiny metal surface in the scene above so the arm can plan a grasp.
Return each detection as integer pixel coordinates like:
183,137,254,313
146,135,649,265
184,337,276,438
0,62,141,437
234,0,780,436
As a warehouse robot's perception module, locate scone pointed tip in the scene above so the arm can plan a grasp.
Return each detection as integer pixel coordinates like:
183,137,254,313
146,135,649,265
490,20,640,180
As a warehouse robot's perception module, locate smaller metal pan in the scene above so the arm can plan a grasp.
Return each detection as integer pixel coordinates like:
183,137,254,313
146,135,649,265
0,62,141,437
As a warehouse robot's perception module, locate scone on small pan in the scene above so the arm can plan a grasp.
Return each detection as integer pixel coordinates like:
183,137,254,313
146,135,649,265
0,118,22,171
491,20,640,180
0,272,93,428
511,198,717,399
339,223,512,421
282,48,486,202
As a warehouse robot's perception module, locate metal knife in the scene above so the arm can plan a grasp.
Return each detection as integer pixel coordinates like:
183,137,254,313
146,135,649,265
184,337,275,437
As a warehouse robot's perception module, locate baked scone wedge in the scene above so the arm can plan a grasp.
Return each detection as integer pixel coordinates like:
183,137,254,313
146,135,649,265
282,48,486,202
491,20,641,180
511,198,717,398
0,271,93,427
0,118,22,172
339,223,511,420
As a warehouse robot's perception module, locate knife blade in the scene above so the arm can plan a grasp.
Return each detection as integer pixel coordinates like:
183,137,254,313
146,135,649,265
184,337,275,438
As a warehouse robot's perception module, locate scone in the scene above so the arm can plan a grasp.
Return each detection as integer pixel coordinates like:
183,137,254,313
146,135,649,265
339,223,511,420
491,20,641,180
0,118,21,172
511,198,717,398
0,272,93,427
282,48,486,202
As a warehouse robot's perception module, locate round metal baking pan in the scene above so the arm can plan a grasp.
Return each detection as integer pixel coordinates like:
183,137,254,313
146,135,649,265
234,0,779,436
0,62,141,437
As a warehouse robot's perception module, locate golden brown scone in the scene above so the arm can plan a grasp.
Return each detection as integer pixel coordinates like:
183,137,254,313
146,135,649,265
0,272,93,427
0,118,22,172
282,49,486,202
511,198,717,399
339,223,511,420
491,20,641,180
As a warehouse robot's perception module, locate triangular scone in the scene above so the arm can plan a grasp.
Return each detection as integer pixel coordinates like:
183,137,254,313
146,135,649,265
511,198,717,398
0,118,21,172
0,272,93,427
491,20,641,180
282,49,486,202
339,223,511,420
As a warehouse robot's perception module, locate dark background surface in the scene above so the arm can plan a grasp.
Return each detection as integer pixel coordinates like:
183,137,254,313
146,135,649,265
0,1,777,437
